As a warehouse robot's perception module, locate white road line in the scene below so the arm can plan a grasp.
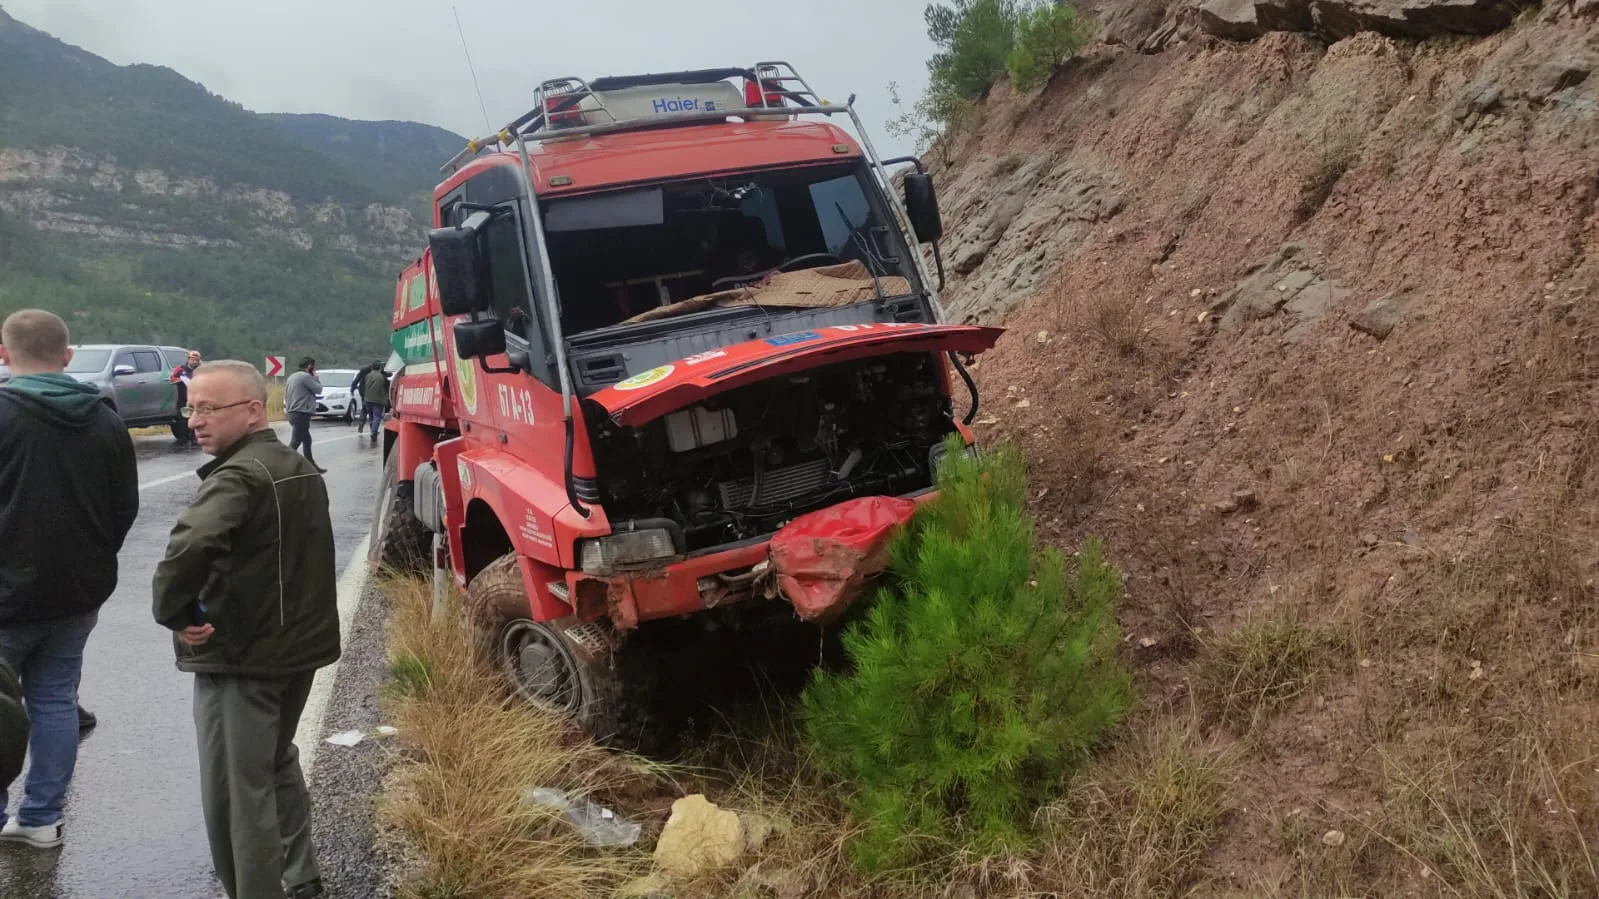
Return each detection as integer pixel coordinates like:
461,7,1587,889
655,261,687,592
137,471,197,492
295,533,372,774
137,432,364,492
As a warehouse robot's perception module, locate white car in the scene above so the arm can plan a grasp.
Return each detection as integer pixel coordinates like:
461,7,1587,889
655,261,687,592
314,368,362,422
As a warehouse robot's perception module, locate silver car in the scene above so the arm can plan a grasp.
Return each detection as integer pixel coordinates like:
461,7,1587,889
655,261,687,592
60,344,191,428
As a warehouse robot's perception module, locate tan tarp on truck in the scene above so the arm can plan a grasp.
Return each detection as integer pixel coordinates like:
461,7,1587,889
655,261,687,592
622,261,912,325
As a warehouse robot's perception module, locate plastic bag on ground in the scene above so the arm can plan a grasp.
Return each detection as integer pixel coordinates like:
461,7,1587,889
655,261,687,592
524,786,641,848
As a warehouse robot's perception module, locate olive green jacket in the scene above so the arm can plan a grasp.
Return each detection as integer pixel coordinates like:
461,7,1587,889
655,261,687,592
0,659,25,791
152,429,341,676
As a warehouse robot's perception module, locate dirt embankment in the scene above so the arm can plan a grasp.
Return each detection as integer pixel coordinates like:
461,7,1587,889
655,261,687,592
934,4,1599,892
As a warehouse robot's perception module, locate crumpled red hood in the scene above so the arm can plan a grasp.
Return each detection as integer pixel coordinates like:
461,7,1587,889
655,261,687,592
767,495,919,622
589,322,1003,426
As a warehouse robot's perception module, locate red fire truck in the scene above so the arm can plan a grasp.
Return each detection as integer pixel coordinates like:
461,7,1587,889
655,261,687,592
371,64,1001,739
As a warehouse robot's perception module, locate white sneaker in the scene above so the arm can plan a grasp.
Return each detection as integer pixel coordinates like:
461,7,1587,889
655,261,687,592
0,816,63,848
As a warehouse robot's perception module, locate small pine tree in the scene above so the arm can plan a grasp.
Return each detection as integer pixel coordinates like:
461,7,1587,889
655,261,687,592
1007,2,1090,92
801,438,1134,870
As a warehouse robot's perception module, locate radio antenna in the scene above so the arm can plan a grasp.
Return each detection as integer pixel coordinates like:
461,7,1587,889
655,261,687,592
451,4,493,133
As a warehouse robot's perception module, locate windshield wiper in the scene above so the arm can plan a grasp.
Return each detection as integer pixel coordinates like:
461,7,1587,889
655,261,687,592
836,201,887,303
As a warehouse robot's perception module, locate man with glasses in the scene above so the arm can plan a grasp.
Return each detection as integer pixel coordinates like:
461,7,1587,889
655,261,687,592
0,309,139,849
153,360,338,899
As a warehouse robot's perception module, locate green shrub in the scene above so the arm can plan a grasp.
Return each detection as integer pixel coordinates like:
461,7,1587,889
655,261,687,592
925,0,1024,103
1007,3,1090,91
801,438,1134,870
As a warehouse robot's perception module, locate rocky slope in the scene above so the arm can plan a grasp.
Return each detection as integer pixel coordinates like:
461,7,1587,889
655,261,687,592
933,2,1599,892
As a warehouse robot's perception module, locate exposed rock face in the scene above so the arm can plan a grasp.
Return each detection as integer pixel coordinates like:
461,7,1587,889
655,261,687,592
1193,0,1522,41
940,155,1126,323
0,146,418,259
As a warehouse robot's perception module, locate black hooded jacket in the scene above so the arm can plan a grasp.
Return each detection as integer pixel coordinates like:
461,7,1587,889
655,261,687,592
0,374,139,625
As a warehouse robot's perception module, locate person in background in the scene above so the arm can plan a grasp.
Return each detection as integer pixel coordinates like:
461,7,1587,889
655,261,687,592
170,349,202,449
282,356,325,475
0,309,139,849
361,359,388,442
349,363,372,434
152,360,337,899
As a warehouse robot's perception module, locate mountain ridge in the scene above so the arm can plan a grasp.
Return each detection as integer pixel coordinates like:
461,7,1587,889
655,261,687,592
0,5,463,366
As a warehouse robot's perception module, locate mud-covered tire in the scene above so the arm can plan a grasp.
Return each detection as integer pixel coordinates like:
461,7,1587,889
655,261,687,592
369,448,430,575
463,553,645,744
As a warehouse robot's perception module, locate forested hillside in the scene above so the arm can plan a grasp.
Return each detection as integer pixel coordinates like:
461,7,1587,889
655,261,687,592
0,6,463,364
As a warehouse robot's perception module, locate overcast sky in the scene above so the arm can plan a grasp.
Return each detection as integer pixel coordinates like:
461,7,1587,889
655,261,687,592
7,0,937,159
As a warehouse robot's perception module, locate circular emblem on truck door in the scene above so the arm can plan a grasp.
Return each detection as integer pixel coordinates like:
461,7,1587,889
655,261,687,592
614,364,674,391
453,344,479,415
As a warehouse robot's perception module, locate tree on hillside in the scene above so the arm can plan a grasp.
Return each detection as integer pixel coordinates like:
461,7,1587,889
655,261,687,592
926,0,1023,102
1008,2,1091,91
899,0,1089,160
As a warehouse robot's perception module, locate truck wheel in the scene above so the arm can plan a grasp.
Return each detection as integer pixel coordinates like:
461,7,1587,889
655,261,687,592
369,448,429,575
464,553,636,743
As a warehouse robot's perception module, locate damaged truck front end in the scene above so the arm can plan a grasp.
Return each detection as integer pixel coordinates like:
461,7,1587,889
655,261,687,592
574,323,1001,628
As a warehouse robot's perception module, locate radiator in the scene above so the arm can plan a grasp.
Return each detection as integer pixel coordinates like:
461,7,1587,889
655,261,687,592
718,457,833,509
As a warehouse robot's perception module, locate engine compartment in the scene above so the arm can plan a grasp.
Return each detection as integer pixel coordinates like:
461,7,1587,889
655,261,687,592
586,352,958,553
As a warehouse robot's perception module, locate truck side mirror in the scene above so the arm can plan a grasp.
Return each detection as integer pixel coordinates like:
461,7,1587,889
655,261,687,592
113,364,137,377
902,173,944,244
428,210,493,316
453,318,506,360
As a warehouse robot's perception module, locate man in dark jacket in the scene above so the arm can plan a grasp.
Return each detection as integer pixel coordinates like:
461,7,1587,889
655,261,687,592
0,308,139,849
360,359,388,442
153,359,336,899
349,364,370,433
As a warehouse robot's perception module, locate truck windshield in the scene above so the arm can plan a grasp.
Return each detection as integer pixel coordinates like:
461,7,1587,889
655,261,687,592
542,161,916,334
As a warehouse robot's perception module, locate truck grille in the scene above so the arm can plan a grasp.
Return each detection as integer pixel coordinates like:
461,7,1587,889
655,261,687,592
718,458,832,510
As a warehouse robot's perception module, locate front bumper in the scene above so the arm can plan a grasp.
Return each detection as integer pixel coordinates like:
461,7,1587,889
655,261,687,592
565,490,938,630
314,397,351,416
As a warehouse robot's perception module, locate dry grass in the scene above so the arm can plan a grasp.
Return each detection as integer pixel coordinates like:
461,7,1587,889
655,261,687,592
266,380,286,421
1057,285,1153,362
1036,723,1236,898
1194,605,1339,736
1364,717,1599,899
376,576,655,898
376,572,1241,898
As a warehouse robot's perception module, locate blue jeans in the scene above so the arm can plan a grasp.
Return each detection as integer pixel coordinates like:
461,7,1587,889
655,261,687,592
366,403,385,435
0,610,98,826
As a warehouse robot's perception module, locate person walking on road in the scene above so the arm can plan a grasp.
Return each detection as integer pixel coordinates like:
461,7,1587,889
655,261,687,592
361,359,388,442
349,364,371,434
170,349,202,449
0,308,139,849
283,356,325,474
152,360,337,899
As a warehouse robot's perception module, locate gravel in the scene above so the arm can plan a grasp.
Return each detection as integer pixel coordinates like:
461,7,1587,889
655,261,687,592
305,586,397,898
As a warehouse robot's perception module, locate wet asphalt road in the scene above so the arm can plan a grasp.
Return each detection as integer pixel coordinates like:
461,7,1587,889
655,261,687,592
0,419,384,899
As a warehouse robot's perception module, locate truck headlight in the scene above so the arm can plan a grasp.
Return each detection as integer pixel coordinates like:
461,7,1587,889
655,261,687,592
579,526,678,574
